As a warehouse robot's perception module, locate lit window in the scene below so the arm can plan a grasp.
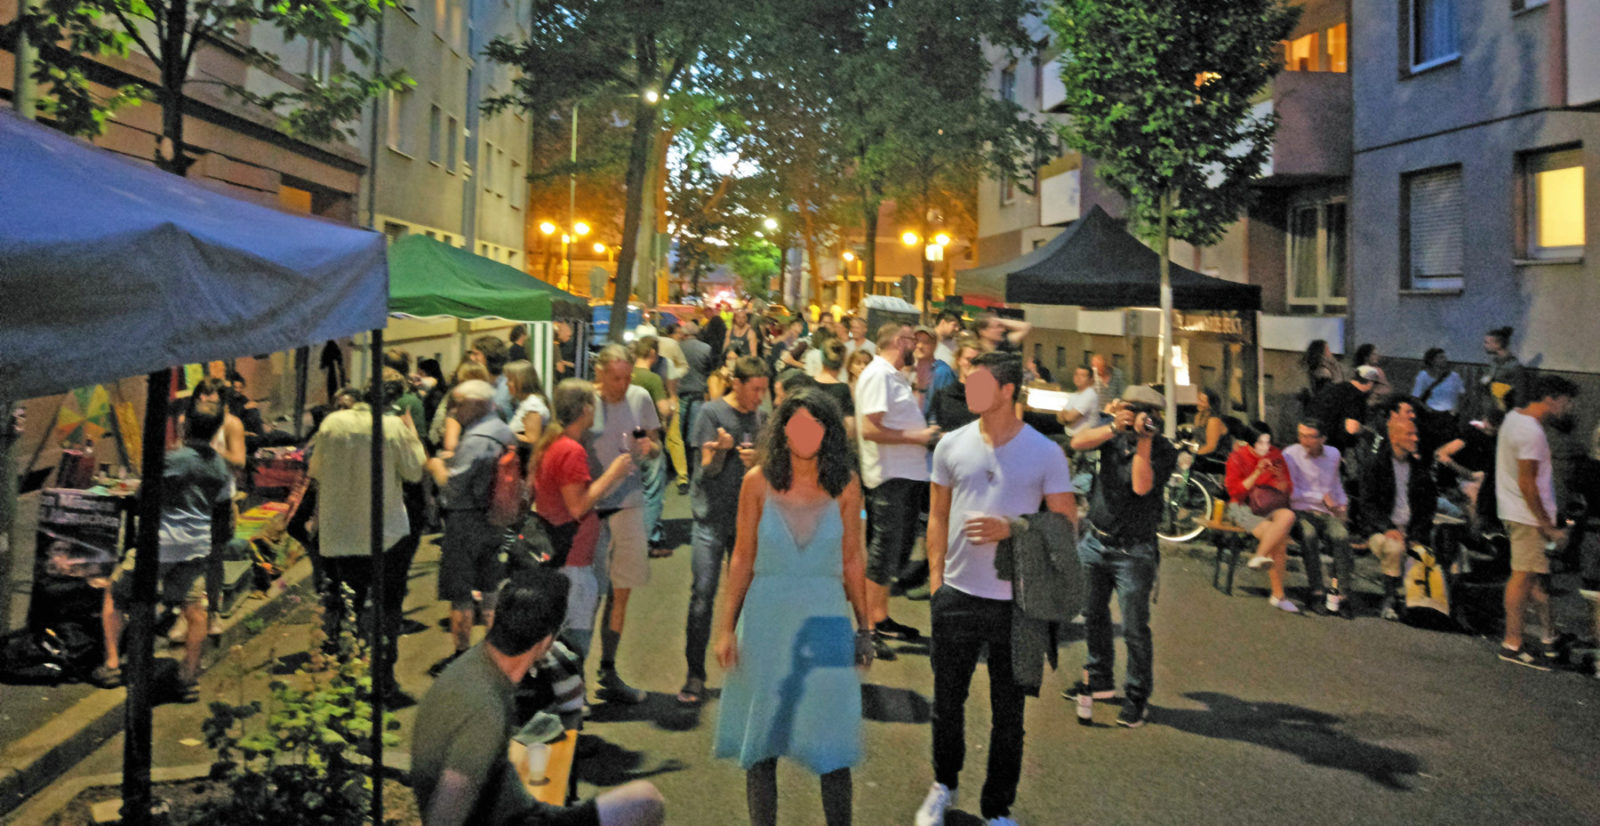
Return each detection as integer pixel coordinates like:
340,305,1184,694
1285,32,1319,72
1525,147,1585,259
1404,166,1464,290
1411,0,1459,71
1326,24,1348,73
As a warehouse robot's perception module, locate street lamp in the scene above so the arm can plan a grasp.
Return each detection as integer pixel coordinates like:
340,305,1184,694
763,217,779,231
593,242,606,254
901,231,920,247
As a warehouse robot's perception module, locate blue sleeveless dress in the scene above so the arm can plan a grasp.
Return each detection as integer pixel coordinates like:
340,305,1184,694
713,491,861,775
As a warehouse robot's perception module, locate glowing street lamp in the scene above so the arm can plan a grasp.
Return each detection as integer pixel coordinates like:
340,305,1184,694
934,233,951,247
842,250,855,262
763,217,779,231
573,221,591,237
593,242,606,254
901,231,920,247
539,221,557,235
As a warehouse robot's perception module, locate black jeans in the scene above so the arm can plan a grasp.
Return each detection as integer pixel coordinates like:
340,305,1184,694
930,586,1026,819
322,537,416,688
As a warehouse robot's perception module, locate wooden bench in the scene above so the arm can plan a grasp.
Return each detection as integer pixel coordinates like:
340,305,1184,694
511,728,579,806
1208,518,1369,596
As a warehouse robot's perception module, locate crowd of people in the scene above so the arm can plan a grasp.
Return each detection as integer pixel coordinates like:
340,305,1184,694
93,301,1600,826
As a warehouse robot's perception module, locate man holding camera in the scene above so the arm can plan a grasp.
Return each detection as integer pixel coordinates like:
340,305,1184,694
1067,386,1178,728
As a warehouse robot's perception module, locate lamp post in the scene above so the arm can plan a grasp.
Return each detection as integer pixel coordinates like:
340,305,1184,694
541,220,590,291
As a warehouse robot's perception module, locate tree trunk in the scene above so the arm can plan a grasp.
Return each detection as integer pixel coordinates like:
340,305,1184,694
1158,188,1176,438
861,191,880,297
919,185,933,318
608,95,659,341
155,1,192,176
801,206,821,312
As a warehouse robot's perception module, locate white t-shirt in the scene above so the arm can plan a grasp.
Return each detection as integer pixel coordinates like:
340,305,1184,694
932,422,1074,600
855,355,929,488
1496,409,1554,526
1062,387,1101,435
508,394,552,435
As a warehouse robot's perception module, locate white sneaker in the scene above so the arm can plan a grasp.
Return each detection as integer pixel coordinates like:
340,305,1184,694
914,782,956,826
1246,554,1273,570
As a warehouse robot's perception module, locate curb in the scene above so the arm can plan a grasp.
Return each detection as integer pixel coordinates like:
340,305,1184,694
0,559,316,820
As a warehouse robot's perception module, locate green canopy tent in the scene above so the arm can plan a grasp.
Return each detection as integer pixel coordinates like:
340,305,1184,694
386,235,588,393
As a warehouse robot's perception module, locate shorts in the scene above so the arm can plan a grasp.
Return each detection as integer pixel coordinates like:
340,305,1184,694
603,506,650,590
110,550,207,609
1226,501,1267,532
865,478,926,585
438,510,505,603
1505,521,1551,574
525,797,601,826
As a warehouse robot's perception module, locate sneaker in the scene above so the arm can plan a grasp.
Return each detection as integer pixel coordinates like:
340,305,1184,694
872,632,898,662
1380,601,1401,622
1116,698,1149,728
914,782,956,826
876,616,922,641
1061,678,1115,701
1269,597,1300,614
1499,645,1553,671
597,669,648,704
1246,554,1273,570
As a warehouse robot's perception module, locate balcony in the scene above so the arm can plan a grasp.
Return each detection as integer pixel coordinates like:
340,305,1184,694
1040,57,1068,112
1038,155,1081,226
1254,71,1352,185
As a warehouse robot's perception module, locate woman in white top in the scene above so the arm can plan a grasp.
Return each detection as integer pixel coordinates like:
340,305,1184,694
504,360,552,443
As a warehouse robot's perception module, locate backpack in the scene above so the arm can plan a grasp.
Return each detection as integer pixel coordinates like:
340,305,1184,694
486,442,526,528
1404,544,1451,620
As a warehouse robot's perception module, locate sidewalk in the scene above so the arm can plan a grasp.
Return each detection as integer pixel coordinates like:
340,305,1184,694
0,554,317,818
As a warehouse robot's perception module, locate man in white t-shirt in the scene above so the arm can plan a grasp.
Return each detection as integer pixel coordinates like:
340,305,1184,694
844,316,876,359
857,322,938,658
1057,366,1101,436
1495,374,1578,670
916,351,1075,826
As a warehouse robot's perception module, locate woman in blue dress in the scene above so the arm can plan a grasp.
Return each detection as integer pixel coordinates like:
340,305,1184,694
713,389,874,826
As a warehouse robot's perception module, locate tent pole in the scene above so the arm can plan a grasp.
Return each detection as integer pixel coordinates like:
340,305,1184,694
122,368,171,826
1158,189,1176,439
368,328,387,826
1243,310,1263,422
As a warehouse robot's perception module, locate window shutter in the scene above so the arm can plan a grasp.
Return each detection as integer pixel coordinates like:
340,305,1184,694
1407,167,1464,288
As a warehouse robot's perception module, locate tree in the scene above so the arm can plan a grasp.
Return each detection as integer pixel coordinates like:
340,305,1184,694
8,0,408,173
728,234,780,301
484,0,750,341
1049,0,1299,434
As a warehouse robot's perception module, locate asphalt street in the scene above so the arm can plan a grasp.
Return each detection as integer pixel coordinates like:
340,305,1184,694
26,486,1600,825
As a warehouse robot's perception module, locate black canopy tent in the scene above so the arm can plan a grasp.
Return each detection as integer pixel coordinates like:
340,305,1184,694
957,205,1264,416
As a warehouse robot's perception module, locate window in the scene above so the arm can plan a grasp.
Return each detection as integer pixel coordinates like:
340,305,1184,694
386,89,411,154
1055,346,1067,372
1286,32,1319,71
434,0,446,37
1288,201,1348,311
1411,0,1460,71
446,116,459,172
1511,0,1550,11
1000,176,1016,206
1404,166,1464,290
1326,24,1348,72
999,64,1016,103
497,147,508,197
1524,147,1585,259
428,105,442,164
482,142,495,192
510,160,523,209
383,221,408,243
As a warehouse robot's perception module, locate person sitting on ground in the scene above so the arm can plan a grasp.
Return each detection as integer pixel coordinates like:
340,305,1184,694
1283,419,1354,618
1224,422,1300,613
1356,417,1437,622
412,570,666,826
95,402,234,699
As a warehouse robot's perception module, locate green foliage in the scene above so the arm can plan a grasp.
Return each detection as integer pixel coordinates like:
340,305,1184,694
729,235,780,300
195,588,399,826
5,0,409,159
1048,0,1300,246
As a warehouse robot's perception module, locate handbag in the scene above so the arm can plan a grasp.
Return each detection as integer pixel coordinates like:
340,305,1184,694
1246,485,1290,517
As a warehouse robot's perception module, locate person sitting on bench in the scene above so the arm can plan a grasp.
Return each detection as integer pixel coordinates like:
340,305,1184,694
1356,418,1437,622
1224,422,1299,613
1283,418,1354,618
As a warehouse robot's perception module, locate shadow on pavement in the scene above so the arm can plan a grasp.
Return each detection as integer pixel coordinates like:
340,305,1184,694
861,683,931,724
1162,691,1423,790
588,691,706,732
573,734,687,787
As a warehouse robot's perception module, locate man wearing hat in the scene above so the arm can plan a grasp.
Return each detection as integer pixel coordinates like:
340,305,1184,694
1066,385,1179,728
1312,365,1380,455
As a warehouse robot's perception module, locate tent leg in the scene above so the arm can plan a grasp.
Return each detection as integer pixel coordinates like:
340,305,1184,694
368,328,387,826
294,345,309,440
1242,310,1262,422
122,368,171,826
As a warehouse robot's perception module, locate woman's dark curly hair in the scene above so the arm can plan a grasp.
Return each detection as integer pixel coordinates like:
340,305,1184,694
761,388,856,497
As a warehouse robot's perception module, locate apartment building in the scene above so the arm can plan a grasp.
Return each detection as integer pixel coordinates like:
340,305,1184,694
1349,0,1598,404
368,0,529,266
973,2,1352,426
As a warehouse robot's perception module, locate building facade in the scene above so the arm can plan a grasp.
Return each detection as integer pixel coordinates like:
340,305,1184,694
1350,0,1598,406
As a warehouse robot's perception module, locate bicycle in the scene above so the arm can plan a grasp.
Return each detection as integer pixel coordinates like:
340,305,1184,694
1156,430,1228,543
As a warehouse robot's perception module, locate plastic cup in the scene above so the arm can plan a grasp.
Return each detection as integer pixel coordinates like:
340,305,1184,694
522,742,550,782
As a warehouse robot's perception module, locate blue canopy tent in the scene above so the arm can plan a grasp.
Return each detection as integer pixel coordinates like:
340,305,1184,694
0,109,390,823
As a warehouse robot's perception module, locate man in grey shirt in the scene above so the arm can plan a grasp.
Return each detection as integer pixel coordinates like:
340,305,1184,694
677,320,714,485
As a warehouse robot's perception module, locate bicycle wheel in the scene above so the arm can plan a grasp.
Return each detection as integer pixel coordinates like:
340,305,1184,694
1157,472,1212,543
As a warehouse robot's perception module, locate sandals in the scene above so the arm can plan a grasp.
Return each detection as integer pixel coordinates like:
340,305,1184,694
89,664,123,689
676,680,706,707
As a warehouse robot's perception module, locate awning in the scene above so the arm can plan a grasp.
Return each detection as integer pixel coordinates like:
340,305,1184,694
958,205,1261,312
0,110,388,401
387,234,588,323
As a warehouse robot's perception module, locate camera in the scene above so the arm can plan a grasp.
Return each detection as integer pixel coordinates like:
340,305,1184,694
1140,413,1162,435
